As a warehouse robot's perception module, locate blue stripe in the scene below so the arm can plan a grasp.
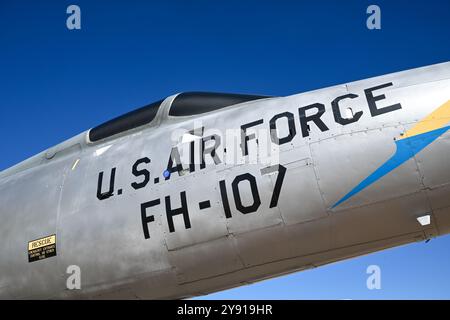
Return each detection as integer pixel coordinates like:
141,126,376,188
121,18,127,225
332,126,450,209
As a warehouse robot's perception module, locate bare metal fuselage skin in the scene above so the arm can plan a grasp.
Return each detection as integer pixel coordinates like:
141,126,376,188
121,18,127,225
0,62,449,299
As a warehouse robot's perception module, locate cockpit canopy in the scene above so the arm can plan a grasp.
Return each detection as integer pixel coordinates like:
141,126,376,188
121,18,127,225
88,92,270,142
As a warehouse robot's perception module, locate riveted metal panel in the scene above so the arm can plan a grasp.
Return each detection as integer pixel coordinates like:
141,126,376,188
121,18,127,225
217,164,283,235
285,85,345,146
311,125,422,210
415,131,450,189
0,177,14,296
331,191,433,248
230,217,331,267
159,171,229,250
167,236,244,284
275,147,327,225
345,75,450,134
0,157,68,298
434,206,450,236
58,194,171,287
286,217,331,257
229,225,291,267
58,131,173,290
426,184,450,211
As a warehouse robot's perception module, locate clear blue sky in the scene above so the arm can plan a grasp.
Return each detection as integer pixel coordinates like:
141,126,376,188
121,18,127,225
1,0,449,299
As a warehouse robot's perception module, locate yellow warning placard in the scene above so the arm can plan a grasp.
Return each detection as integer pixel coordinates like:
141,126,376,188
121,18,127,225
28,235,57,262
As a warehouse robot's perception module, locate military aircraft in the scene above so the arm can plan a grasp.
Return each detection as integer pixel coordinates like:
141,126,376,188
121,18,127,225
0,61,449,299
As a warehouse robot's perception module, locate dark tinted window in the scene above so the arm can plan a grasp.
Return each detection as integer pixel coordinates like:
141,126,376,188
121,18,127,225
169,92,270,117
89,100,163,142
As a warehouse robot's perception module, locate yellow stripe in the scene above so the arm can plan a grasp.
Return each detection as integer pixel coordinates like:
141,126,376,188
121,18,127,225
400,100,450,140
